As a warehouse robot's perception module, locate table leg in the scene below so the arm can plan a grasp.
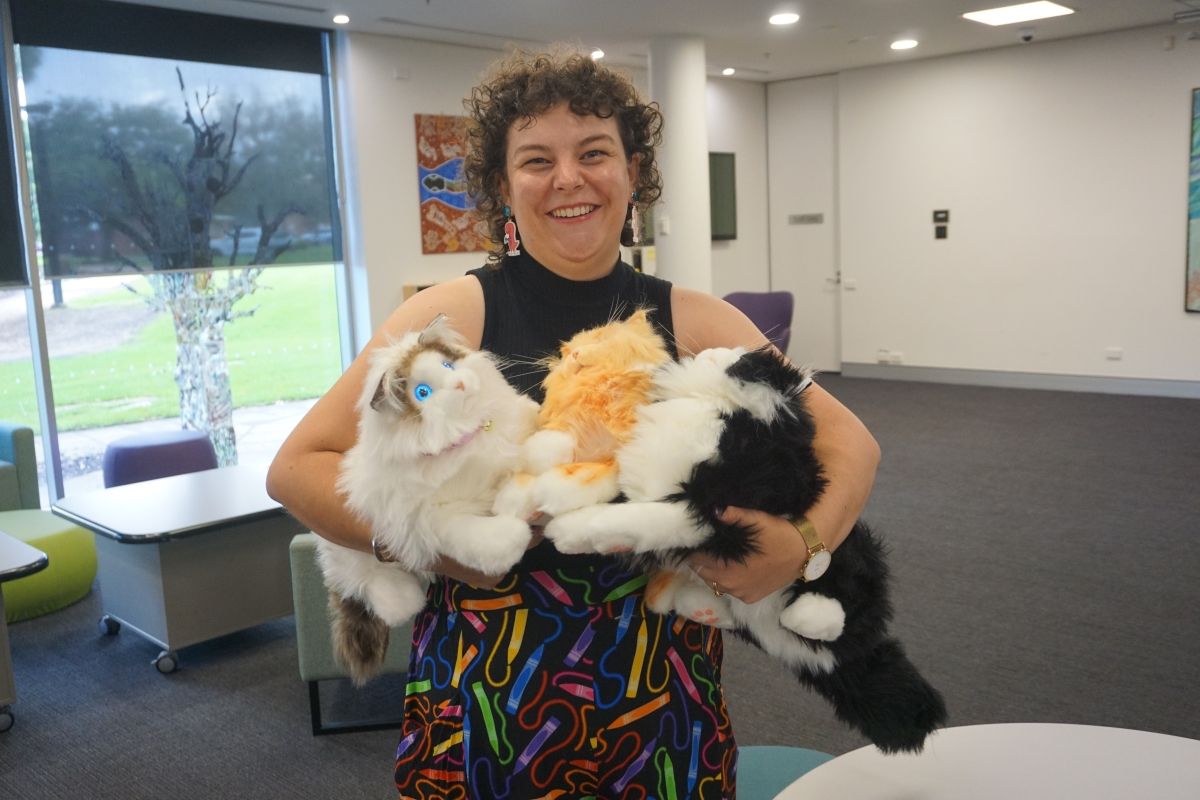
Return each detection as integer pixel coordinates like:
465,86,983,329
0,591,15,731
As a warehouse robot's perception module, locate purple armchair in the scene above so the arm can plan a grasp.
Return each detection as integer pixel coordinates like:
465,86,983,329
722,291,794,354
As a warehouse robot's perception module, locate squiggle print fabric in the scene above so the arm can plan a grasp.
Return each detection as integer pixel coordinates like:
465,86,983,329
395,562,738,799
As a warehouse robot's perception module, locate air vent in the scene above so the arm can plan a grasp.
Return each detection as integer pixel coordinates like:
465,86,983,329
227,0,327,14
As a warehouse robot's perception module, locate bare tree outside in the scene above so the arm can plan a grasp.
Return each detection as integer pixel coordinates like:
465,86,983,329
21,51,336,466
88,70,299,463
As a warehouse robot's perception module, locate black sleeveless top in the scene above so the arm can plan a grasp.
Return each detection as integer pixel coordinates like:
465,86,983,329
468,252,677,403
467,251,676,571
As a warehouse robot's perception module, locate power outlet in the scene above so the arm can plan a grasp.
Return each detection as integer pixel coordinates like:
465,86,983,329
1105,347,1123,361
877,349,891,364
888,351,904,365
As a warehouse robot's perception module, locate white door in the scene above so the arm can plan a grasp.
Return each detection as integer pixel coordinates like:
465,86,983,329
767,75,841,372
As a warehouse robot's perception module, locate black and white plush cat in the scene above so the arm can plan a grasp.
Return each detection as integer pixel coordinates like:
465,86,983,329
319,315,539,684
545,345,947,753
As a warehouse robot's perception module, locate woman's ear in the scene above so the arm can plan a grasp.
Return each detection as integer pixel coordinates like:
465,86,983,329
497,176,510,210
627,153,641,191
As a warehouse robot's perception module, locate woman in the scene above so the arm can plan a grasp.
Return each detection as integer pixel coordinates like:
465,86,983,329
268,50,879,798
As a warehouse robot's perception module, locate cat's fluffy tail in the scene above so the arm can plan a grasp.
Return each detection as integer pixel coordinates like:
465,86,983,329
330,592,391,687
796,633,945,753
802,637,948,754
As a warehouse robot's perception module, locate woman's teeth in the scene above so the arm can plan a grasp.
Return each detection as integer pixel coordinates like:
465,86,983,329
550,205,596,219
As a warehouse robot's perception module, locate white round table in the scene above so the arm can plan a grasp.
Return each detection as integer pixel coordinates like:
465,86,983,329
778,723,1200,799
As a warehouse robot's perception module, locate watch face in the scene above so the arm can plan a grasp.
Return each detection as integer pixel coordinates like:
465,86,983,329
804,550,832,582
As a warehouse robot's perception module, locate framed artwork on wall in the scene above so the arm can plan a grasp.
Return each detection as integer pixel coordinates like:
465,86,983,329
415,114,488,254
1188,89,1200,312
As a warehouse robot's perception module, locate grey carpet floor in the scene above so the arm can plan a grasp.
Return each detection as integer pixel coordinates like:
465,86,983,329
2,375,1198,797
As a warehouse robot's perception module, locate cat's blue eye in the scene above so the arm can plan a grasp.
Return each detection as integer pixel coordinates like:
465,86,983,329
413,383,433,402
441,360,455,370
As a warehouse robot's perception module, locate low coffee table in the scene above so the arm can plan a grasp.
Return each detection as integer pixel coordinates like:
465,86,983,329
52,463,304,673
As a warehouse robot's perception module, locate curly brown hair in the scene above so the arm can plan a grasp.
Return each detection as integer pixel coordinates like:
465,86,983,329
464,49,664,265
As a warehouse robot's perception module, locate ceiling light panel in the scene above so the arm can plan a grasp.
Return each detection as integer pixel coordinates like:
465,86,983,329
962,2,1074,26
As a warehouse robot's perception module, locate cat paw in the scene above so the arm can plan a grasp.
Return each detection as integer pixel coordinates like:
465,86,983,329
493,474,537,520
684,607,734,629
672,581,735,629
531,467,620,517
365,574,429,627
458,515,532,574
780,593,845,641
544,505,635,554
523,430,575,473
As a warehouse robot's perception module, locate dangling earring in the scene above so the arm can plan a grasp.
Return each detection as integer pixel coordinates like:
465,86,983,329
502,205,521,257
629,191,641,246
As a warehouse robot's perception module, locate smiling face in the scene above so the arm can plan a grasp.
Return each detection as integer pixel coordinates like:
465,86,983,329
501,103,638,280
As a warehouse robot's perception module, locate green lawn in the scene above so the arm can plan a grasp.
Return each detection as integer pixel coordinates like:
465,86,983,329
0,265,343,432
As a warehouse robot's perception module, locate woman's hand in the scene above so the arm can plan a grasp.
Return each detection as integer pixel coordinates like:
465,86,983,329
687,506,808,603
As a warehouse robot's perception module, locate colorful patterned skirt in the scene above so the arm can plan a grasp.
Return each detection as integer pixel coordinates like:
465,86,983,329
394,561,738,799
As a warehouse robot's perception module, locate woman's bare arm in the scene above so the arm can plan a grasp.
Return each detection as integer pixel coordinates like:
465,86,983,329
671,287,882,603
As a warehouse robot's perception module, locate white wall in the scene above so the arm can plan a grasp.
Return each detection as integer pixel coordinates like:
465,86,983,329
706,78,770,298
336,34,500,335
830,25,1200,384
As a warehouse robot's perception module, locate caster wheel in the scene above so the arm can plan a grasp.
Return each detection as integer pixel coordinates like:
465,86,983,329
154,651,179,674
0,707,13,733
99,615,121,636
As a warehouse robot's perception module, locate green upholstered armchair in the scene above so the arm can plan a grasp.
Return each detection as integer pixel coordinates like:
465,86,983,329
0,422,97,622
289,533,410,735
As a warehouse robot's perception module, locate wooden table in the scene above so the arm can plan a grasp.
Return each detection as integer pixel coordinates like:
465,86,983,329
53,463,304,673
778,723,1200,799
0,532,49,732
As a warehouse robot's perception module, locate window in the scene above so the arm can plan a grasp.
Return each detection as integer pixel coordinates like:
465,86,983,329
3,0,345,497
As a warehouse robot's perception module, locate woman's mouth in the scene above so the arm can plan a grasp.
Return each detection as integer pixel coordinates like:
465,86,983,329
549,204,598,219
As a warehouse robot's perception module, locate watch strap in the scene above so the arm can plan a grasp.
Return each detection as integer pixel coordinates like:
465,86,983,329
789,516,827,578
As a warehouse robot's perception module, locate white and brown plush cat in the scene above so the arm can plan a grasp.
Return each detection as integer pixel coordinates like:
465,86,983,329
544,345,948,754
319,315,539,684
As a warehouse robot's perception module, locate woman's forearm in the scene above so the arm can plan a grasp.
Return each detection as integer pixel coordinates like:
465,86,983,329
803,383,881,550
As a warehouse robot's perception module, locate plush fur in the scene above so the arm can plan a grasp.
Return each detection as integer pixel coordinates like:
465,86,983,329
493,309,672,521
545,346,948,753
318,315,539,684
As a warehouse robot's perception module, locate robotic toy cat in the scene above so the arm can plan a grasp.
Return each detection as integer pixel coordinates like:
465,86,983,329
545,344,948,753
319,315,539,684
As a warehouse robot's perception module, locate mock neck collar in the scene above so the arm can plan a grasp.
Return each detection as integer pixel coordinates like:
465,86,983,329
503,250,632,307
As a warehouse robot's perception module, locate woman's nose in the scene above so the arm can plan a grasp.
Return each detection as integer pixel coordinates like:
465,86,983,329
553,161,583,190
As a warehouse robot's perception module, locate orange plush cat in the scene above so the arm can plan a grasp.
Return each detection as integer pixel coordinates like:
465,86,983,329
494,308,671,522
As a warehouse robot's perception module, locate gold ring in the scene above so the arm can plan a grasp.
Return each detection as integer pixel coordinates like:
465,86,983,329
711,581,725,598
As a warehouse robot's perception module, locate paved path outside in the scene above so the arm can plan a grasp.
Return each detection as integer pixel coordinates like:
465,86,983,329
38,399,315,497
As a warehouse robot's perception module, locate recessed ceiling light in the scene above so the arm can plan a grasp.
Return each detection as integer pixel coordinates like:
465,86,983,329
891,39,919,50
769,12,800,26
591,49,605,60
332,14,349,25
962,2,1073,26
722,67,736,76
